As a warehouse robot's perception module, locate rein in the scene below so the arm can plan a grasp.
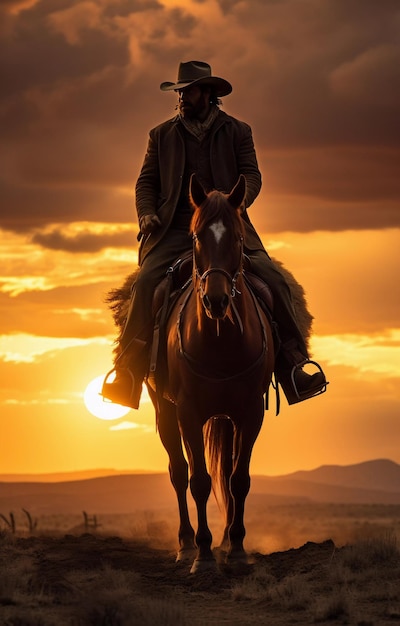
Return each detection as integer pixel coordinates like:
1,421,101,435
176,235,268,382
176,285,268,382
193,234,243,303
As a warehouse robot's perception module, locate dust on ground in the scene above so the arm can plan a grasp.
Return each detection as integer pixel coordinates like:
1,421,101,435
1,531,399,625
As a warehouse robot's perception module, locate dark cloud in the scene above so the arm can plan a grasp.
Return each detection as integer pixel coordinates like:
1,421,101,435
255,193,400,234
31,227,137,252
0,0,399,235
0,2,130,99
0,0,38,13
103,0,162,19
228,0,400,148
215,0,242,14
0,180,135,231
166,7,197,33
264,147,400,203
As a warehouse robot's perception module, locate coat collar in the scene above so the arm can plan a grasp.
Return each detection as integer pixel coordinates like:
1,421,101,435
171,108,231,130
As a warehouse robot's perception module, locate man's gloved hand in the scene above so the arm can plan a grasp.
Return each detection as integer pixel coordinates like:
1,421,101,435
139,214,162,236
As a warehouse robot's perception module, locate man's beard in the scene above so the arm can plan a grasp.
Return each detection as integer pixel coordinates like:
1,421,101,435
178,99,208,120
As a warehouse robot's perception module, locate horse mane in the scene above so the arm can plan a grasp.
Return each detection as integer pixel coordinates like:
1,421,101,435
105,269,139,354
189,190,244,240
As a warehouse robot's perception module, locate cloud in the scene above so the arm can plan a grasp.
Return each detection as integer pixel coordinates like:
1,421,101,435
0,338,115,402
0,0,130,97
0,182,136,231
1,226,399,341
0,333,110,363
254,146,400,233
0,282,116,337
0,0,399,234
266,228,400,335
311,330,400,379
0,0,38,15
109,420,152,431
31,224,137,252
329,43,400,109
0,224,137,293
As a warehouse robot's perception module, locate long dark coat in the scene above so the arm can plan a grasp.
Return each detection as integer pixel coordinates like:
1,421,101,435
135,110,266,264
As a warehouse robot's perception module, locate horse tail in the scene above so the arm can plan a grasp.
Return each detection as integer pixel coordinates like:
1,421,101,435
203,417,234,519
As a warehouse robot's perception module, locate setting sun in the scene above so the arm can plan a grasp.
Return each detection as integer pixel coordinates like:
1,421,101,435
83,375,131,420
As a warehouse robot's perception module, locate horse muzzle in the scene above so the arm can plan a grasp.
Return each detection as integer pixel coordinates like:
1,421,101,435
202,292,230,319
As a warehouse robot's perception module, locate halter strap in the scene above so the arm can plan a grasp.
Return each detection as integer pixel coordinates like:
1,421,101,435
176,238,269,382
192,233,243,301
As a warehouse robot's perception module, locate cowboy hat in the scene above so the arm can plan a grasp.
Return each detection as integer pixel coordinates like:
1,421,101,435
160,61,232,97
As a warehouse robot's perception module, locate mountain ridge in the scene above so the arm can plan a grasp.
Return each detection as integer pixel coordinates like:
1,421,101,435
0,468,158,483
277,458,400,493
1,458,398,485
0,459,399,514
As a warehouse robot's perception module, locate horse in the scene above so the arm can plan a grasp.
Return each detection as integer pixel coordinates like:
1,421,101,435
142,174,273,574
106,175,314,573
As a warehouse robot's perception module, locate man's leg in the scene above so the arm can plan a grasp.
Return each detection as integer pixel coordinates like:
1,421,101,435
247,249,327,404
102,257,165,408
102,231,193,408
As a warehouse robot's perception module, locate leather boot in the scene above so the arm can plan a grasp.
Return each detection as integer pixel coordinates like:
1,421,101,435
101,368,142,409
276,340,328,405
101,338,147,409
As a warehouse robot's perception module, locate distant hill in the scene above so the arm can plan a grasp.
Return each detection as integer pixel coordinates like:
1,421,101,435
0,468,156,483
0,459,399,515
280,459,400,493
251,458,400,504
0,474,174,515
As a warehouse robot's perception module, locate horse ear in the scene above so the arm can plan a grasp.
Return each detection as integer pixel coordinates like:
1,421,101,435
228,175,246,210
189,174,207,209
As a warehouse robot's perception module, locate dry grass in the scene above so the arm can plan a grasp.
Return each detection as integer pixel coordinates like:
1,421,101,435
231,563,276,601
67,565,187,626
313,589,354,622
229,529,400,625
340,530,399,571
0,506,400,625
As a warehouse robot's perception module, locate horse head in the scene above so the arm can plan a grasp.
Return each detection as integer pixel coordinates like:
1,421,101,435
189,175,246,320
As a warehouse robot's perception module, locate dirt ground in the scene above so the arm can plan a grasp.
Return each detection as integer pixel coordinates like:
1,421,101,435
1,531,400,625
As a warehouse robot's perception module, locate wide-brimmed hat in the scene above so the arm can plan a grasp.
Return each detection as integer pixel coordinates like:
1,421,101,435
160,61,232,97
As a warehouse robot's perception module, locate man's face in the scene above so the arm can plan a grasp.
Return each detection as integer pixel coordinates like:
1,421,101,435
177,85,211,120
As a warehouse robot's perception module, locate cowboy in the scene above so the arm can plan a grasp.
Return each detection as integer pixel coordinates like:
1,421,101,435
102,61,327,409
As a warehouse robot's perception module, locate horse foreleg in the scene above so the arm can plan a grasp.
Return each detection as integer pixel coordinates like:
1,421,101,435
157,400,195,559
219,422,234,551
182,424,216,573
228,410,264,560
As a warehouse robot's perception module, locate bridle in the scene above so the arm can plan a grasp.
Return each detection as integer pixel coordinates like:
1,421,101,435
175,230,267,380
192,232,244,303
175,231,267,380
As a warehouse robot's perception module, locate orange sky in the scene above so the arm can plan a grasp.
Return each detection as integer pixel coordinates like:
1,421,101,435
1,0,399,477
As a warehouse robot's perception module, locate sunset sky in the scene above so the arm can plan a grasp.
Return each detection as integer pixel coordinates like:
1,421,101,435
1,0,399,478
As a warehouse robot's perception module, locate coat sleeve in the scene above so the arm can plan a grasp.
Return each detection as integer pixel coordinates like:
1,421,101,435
135,128,160,222
237,122,262,209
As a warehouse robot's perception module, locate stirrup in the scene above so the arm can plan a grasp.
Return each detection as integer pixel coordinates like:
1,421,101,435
101,367,138,409
279,359,328,405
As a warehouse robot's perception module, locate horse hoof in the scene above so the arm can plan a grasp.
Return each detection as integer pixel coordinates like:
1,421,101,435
190,557,217,575
226,550,248,564
176,547,196,563
224,551,253,574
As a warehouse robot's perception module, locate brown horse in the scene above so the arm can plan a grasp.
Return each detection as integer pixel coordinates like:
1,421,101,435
145,174,275,573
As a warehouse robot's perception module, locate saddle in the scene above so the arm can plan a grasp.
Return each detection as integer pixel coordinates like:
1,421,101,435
152,251,193,317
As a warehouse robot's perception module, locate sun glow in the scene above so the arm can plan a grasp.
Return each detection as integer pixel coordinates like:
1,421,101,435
310,330,400,378
0,334,110,363
83,375,131,420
